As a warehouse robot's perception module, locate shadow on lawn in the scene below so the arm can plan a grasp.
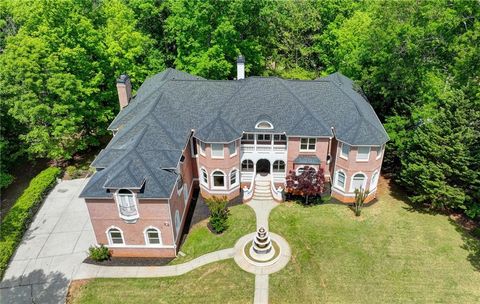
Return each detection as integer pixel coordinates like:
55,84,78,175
449,218,480,271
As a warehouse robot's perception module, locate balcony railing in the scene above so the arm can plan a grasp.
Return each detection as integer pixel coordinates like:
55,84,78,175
241,144,287,152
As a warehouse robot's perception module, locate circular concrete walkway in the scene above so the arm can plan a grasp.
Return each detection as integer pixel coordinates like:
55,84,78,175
233,232,291,275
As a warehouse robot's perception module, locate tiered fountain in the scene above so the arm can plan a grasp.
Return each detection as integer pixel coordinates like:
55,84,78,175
242,227,281,266
249,227,275,261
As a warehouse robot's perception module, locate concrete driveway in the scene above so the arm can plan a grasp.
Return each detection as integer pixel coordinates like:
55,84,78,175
0,178,95,304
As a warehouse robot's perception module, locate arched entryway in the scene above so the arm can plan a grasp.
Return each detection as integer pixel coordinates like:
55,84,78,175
256,159,270,175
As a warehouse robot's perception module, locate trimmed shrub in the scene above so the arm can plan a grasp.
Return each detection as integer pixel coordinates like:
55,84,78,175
88,244,111,261
205,196,230,234
0,167,61,278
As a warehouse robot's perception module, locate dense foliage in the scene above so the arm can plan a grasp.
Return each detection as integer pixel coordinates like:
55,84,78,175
205,196,230,234
286,166,326,204
0,167,60,278
1,0,478,218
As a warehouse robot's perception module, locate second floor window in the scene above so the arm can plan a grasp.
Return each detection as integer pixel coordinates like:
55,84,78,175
117,189,138,220
228,141,237,156
211,144,224,158
356,147,370,161
300,138,316,151
341,143,350,158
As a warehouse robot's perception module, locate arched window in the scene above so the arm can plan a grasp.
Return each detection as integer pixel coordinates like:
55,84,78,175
107,227,124,245
335,171,346,190
175,210,181,236
241,159,254,172
230,169,238,187
144,227,162,245
350,173,366,191
272,160,285,173
255,121,273,129
116,189,138,219
201,168,208,186
212,170,225,188
176,175,184,194
370,171,379,190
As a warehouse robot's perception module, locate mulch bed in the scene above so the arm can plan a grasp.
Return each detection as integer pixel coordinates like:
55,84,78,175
83,257,174,267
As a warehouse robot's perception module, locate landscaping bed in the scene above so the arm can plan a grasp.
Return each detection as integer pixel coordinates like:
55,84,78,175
0,167,61,278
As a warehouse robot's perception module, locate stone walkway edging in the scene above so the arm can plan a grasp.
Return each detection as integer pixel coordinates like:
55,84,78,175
73,248,235,280
233,232,291,275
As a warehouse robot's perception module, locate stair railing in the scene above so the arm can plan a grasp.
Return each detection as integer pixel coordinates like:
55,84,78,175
270,177,284,202
242,172,256,201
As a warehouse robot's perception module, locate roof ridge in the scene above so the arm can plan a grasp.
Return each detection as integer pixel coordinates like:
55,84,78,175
330,80,385,136
132,149,170,195
277,78,331,134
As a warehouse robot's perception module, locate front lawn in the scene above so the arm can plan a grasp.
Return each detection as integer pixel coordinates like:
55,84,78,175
69,260,253,304
269,179,480,303
171,203,256,264
69,178,480,303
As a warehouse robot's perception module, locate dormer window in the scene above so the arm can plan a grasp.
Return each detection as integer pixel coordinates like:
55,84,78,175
115,189,139,223
255,121,273,129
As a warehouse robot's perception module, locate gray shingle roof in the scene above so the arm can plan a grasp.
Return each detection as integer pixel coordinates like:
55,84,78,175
80,69,388,199
294,155,321,165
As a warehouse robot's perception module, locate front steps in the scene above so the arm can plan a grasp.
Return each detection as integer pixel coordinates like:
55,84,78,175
253,178,273,201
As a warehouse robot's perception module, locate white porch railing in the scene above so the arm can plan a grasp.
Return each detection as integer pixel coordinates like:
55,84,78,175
270,177,284,201
242,173,255,201
241,144,286,153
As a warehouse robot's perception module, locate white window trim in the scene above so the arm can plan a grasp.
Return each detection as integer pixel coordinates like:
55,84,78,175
114,189,139,222
183,183,189,205
340,143,349,160
350,172,367,192
175,209,181,236
199,141,206,156
200,167,208,187
356,146,371,162
370,170,379,191
255,121,273,129
106,226,124,246
295,166,316,175
176,175,184,196
376,145,384,160
210,143,224,159
241,159,254,172
211,169,227,190
229,168,239,188
299,137,316,152
144,226,163,246
228,141,237,157
272,160,285,173
334,170,346,191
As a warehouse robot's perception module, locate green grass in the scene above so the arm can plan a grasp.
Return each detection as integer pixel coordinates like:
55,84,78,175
70,260,253,304
269,183,480,303
70,180,480,303
170,203,256,264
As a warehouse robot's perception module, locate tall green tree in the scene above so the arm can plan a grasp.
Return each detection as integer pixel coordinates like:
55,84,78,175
165,0,272,79
0,0,163,162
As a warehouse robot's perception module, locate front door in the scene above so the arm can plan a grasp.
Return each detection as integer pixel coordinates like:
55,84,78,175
256,159,270,176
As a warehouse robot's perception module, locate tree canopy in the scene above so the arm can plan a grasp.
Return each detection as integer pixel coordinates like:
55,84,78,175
1,0,479,219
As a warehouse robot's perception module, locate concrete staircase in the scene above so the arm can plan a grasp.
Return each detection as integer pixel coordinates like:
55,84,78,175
253,175,273,201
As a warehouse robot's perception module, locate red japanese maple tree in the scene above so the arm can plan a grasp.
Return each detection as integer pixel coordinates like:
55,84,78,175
285,166,326,204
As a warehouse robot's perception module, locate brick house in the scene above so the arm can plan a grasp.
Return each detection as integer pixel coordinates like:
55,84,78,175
79,56,389,257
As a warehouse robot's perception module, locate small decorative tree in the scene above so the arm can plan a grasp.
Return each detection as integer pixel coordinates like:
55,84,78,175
353,187,370,216
205,196,230,233
285,166,326,204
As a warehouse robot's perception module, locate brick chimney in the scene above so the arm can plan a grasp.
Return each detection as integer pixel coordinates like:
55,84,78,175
116,74,132,109
237,55,245,80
